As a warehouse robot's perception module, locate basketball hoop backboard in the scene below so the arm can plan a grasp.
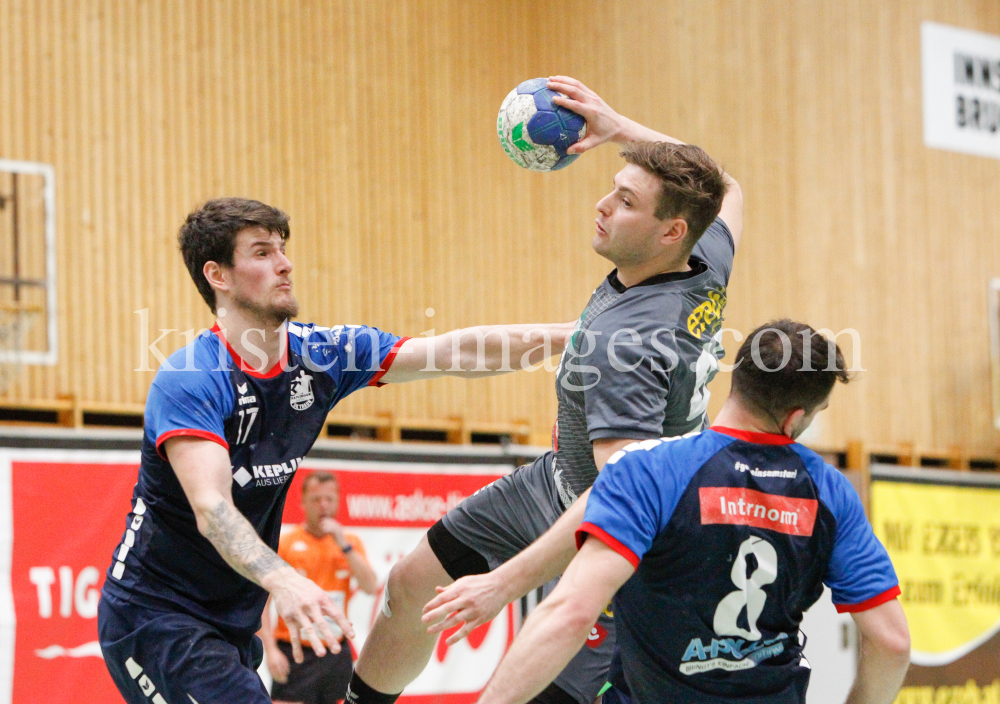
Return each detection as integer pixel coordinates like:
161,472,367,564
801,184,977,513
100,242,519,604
0,159,57,366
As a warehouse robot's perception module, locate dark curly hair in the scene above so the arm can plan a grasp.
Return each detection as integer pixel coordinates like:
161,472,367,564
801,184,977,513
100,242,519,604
178,198,290,312
732,319,851,420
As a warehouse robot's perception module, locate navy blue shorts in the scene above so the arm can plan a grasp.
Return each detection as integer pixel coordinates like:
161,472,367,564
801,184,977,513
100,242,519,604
98,592,269,704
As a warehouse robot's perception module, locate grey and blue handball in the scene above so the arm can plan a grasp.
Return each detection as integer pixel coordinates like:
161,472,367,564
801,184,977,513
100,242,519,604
497,78,588,172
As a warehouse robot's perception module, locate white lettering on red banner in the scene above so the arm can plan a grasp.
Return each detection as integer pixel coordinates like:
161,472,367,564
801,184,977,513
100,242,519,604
285,470,502,528
345,489,467,524
699,487,817,536
9,458,141,704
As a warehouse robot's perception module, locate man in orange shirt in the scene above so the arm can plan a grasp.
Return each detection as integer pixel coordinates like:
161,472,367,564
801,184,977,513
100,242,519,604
261,472,377,704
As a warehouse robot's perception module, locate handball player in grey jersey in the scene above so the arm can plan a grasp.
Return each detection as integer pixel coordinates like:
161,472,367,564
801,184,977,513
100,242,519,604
347,76,744,704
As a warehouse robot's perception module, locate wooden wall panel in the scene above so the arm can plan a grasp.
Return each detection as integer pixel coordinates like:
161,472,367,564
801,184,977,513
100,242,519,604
0,0,999,455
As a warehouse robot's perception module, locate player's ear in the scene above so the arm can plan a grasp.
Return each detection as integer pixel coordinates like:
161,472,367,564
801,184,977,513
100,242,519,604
660,218,688,247
203,261,230,294
782,408,807,439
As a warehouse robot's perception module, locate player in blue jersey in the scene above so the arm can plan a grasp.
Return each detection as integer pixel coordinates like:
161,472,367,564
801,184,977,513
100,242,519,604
475,320,911,704
97,198,573,704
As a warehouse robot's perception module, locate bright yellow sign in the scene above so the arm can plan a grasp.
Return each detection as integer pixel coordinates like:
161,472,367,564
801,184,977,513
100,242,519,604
871,481,1000,659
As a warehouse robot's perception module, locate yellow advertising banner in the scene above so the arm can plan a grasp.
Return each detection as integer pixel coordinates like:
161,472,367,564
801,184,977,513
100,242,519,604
870,479,1000,700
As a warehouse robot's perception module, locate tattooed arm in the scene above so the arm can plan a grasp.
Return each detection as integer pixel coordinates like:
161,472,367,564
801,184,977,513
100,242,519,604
165,437,354,663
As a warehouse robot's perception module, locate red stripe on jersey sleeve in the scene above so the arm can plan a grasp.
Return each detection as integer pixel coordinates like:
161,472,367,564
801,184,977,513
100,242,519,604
156,429,229,460
576,522,640,570
835,585,901,613
368,337,411,387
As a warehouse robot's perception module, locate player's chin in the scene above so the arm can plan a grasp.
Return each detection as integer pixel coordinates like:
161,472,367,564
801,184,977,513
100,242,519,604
272,295,300,321
591,233,612,258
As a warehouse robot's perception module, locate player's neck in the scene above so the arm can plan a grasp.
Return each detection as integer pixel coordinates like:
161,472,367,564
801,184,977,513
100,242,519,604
615,249,691,288
214,307,288,373
713,398,788,438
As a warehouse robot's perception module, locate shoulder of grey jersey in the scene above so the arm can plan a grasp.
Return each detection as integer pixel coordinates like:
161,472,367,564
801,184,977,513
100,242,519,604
692,216,735,284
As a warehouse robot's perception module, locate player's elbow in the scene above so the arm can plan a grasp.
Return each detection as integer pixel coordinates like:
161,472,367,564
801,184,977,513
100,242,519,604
861,610,911,663
876,621,911,661
191,507,215,538
548,595,601,642
454,338,498,373
723,173,742,201
188,495,227,538
566,606,601,644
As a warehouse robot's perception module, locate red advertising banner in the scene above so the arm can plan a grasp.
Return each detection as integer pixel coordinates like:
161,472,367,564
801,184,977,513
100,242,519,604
8,455,136,704
0,449,513,704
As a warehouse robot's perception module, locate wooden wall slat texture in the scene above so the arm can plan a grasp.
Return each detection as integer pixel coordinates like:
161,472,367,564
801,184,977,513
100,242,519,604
0,0,999,452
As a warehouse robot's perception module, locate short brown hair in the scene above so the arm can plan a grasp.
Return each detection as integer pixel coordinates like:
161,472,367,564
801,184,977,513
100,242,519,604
619,142,727,247
731,320,851,419
178,198,290,313
301,471,339,495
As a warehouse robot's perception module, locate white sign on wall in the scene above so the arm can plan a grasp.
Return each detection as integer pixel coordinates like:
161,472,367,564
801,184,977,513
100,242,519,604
922,21,1000,159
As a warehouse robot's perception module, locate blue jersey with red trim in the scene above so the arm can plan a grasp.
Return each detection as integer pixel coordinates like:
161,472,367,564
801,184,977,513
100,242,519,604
102,322,404,635
577,428,899,704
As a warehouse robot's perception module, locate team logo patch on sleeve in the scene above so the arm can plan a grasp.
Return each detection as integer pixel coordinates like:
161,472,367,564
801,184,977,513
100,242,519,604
699,487,817,536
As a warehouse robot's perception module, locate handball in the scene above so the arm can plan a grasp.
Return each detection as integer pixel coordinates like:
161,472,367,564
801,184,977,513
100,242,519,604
496,78,587,172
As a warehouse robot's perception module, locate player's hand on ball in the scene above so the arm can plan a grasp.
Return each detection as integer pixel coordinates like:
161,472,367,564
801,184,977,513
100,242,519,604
547,76,623,154
271,567,355,662
266,645,291,683
421,573,509,645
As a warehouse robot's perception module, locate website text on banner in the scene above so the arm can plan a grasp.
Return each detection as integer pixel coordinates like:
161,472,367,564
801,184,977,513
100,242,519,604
871,479,1000,703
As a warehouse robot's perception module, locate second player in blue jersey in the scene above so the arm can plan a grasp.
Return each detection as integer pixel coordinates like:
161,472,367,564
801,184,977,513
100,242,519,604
477,321,911,704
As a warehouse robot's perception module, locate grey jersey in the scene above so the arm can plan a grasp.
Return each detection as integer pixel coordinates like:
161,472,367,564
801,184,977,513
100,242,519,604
552,217,735,506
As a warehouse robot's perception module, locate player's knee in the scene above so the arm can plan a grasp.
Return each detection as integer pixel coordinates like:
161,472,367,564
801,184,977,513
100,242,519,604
380,536,450,622
384,557,427,611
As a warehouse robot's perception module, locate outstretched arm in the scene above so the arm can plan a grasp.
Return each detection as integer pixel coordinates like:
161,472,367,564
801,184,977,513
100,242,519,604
547,75,744,248
422,438,633,643
380,322,574,384
477,538,634,704
166,437,354,663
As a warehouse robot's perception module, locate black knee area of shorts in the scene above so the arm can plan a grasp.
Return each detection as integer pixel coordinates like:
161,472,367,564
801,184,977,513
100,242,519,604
528,682,580,704
426,519,491,580
272,641,352,704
